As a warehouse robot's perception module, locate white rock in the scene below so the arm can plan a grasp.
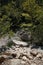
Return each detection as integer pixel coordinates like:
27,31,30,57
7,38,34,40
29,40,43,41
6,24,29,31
28,55,33,60
22,56,28,61
12,39,28,46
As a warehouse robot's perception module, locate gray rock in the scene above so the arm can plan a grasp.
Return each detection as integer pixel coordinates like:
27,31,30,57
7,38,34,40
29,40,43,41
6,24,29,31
0,46,9,53
33,58,43,65
20,32,29,41
0,36,9,47
38,61,43,65
31,63,36,65
1,59,30,65
30,49,38,56
36,53,42,58
19,31,32,41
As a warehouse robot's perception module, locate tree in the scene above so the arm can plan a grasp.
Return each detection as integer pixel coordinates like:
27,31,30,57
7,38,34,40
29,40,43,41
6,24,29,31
36,0,43,6
0,0,43,45
22,0,43,43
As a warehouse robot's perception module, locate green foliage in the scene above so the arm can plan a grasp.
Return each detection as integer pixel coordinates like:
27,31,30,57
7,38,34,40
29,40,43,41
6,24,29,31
7,41,14,47
22,0,43,42
36,0,43,6
0,0,43,43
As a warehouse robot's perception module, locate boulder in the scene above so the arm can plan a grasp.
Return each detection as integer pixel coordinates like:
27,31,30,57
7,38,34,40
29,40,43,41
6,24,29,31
20,32,29,41
16,30,32,41
12,39,28,46
19,31,32,41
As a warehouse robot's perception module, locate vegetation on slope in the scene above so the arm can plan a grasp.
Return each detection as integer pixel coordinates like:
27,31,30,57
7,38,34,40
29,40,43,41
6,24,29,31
0,0,43,44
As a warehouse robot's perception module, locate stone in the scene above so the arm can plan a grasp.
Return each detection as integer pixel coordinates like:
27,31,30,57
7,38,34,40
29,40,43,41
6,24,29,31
20,33,29,41
33,57,43,65
11,46,15,50
1,59,30,65
5,48,15,54
19,31,32,41
30,49,38,56
31,63,36,65
0,54,13,62
0,46,9,53
41,58,43,61
0,56,6,64
1,59,21,65
12,39,28,46
21,61,26,64
22,56,28,61
38,61,43,65
36,53,42,59
28,55,33,60
0,55,8,59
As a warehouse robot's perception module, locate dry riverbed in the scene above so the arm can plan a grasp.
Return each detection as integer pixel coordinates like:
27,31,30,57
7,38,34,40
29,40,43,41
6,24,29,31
0,45,43,65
